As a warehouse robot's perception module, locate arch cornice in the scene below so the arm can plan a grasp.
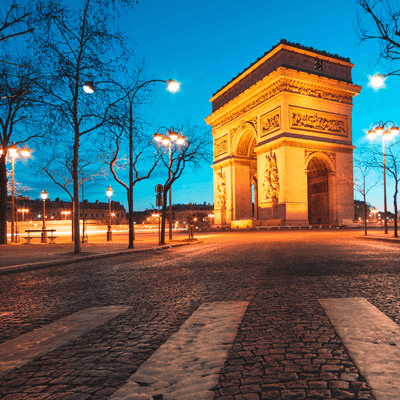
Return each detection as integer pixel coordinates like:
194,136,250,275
205,69,361,130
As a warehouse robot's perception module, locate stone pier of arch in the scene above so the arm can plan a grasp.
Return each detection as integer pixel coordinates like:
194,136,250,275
206,40,361,228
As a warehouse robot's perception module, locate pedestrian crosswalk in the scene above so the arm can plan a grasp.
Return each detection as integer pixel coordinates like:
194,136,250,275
1,298,400,399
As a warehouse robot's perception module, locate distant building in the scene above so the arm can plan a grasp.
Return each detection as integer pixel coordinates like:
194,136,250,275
136,203,214,229
354,200,370,221
8,196,127,223
354,200,398,224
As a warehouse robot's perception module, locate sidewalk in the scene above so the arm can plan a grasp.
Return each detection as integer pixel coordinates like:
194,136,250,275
0,231,196,275
357,231,400,243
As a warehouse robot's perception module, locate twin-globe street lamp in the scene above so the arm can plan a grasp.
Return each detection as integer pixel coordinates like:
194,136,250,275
153,128,185,241
83,78,180,248
0,145,31,243
367,121,399,234
106,185,113,241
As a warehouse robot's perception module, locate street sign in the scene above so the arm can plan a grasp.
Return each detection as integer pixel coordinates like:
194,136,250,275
155,184,163,194
156,193,163,207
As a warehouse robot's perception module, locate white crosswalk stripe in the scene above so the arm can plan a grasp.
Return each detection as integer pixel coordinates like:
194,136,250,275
110,301,248,400
320,297,400,400
0,305,129,377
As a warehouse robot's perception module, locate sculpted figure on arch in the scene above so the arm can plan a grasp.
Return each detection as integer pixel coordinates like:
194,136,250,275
263,152,279,201
216,170,227,208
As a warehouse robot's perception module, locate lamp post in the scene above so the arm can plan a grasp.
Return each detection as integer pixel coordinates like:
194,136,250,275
5,145,31,243
40,189,48,243
106,185,113,241
83,78,179,249
153,127,185,242
367,121,400,234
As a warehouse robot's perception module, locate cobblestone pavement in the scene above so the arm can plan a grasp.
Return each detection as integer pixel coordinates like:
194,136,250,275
1,230,400,399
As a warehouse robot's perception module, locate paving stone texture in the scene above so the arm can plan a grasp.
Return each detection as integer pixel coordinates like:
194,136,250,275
1,230,399,399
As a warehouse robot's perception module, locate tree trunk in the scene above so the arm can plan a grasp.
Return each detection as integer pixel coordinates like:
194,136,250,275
71,199,75,242
363,196,368,236
128,102,134,249
394,186,398,238
73,134,81,253
0,156,8,244
160,189,168,245
128,188,134,248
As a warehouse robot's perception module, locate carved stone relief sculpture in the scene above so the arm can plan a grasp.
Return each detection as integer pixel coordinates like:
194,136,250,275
262,152,280,201
214,135,228,157
290,106,347,136
261,108,281,137
216,170,227,208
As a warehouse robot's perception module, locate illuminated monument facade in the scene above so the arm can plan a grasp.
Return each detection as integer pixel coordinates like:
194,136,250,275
206,40,361,227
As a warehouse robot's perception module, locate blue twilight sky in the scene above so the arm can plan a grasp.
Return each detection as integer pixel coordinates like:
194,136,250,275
14,0,400,212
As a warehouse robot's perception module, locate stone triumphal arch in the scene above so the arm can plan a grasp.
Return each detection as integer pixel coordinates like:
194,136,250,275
206,40,361,227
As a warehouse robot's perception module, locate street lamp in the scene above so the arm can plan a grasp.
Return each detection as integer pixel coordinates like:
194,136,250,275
106,185,113,241
153,127,186,242
83,78,179,249
368,73,386,90
61,210,71,220
17,208,30,222
83,81,95,94
367,121,399,234
3,145,31,243
40,189,48,243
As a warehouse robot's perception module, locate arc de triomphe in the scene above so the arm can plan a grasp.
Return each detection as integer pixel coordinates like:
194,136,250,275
206,40,361,228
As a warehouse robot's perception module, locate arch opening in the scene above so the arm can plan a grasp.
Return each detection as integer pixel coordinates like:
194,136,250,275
251,176,258,219
307,156,331,225
232,128,257,221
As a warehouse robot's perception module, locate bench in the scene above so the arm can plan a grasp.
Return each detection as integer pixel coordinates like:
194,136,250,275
23,229,58,244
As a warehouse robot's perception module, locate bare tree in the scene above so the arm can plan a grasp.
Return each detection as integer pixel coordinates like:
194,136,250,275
0,1,37,244
366,137,400,237
104,123,161,248
358,0,400,76
99,65,178,249
42,145,105,241
353,148,379,235
0,64,41,244
33,0,135,253
155,125,211,245
0,1,33,47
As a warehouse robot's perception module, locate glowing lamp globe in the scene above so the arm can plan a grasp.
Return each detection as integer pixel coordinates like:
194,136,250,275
83,81,95,94
106,185,113,198
166,79,180,93
41,189,48,200
369,73,385,90
176,135,185,145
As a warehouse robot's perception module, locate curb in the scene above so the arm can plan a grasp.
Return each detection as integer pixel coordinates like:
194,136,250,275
356,236,400,243
0,241,198,276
